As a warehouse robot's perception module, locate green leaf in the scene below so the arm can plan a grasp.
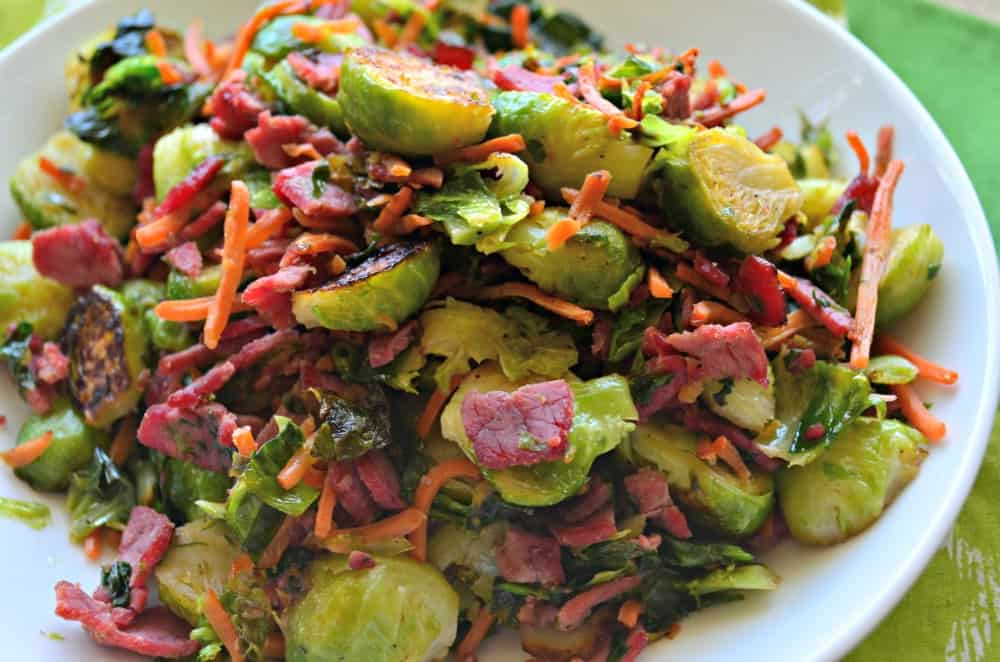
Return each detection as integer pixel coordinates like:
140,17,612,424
67,448,136,542
661,538,754,568
100,560,132,608
639,115,697,149
607,300,668,363
0,321,35,392
235,417,318,516
312,387,392,462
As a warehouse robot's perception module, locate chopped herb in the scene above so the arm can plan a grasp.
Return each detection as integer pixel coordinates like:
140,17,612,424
100,560,133,608
0,322,36,392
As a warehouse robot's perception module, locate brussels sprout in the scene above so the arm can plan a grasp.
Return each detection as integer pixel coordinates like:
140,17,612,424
440,363,637,506
797,178,846,227
251,15,365,60
521,610,611,662
152,124,253,201
10,131,137,239
865,355,919,385
627,421,774,538
650,127,802,253
312,386,392,462
428,521,506,602
499,207,644,311
338,46,494,156
293,240,441,332
490,91,654,200
165,264,223,300
875,224,944,326
12,399,108,491
122,279,193,352
64,286,148,428
778,417,926,545
284,554,459,662
260,57,347,135
155,520,240,625
162,458,232,523
0,241,75,339
702,369,775,434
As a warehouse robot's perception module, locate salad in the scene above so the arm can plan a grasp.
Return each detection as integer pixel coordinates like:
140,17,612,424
0,1,957,660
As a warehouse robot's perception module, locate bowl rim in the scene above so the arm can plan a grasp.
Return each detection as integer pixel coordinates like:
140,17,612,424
2,1,998,661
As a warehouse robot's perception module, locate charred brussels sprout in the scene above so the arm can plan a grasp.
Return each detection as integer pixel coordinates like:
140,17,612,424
156,520,240,625
312,384,392,462
0,241,75,339
650,127,802,253
500,207,644,310
10,131,137,239
13,399,108,491
489,91,655,200
153,124,253,201
627,421,774,538
284,554,459,662
293,240,441,332
876,224,944,326
64,286,148,428
778,417,926,545
338,46,494,156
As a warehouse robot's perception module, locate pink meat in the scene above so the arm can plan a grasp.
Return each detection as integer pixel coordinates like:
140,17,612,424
492,65,564,93
32,219,123,288
55,582,197,659
517,597,559,627
549,506,617,549
133,140,155,204
209,70,268,139
272,160,357,218
461,380,574,470
354,450,406,510
331,461,378,525
682,407,781,471
734,256,786,327
246,112,343,170
624,468,691,539
495,527,565,586
662,74,692,119
368,320,418,368
556,575,643,631
179,200,227,241
137,403,236,472
242,265,313,329
781,275,854,337
32,342,69,385
667,323,769,385
557,479,611,524
119,506,175,590
287,51,342,94
163,241,202,278
154,155,225,218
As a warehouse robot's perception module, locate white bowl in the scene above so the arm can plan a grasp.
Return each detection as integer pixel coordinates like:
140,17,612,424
0,1,996,660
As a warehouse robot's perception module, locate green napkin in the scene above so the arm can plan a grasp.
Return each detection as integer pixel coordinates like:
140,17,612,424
846,1,1000,659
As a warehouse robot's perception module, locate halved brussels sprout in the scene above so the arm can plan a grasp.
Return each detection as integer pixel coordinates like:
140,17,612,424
797,178,846,228
627,421,774,538
778,417,926,545
153,124,253,201
251,15,366,60
0,241,75,339
165,264,222,300
702,368,775,434
284,554,459,662
155,520,240,625
10,131,137,239
64,286,148,428
260,57,347,135
293,240,441,332
490,91,655,200
122,279,193,352
13,399,108,492
650,127,802,253
338,46,494,156
876,224,944,326
161,458,232,523
440,363,637,507
499,207,644,311
521,609,612,662
428,521,506,602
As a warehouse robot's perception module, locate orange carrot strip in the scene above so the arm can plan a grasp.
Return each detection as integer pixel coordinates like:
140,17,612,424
277,443,314,490
874,125,895,179
409,458,481,560
568,170,612,224
708,59,728,78
546,218,583,251
806,235,837,271
258,515,296,570
647,266,674,300
12,222,32,240
753,126,783,152
674,262,731,302
416,375,463,440
398,214,433,234
225,0,308,77
1,431,53,468
373,186,414,235
618,600,643,629
38,156,86,193
372,18,399,47
438,134,527,165
456,607,495,661
156,60,183,85
690,301,746,327
204,589,245,662
552,82,581,104
286,232,359,258
850,160,904,369
323,509,427,552
184,20,213,78
891,383,947,442
759,309,816,349
292,18,359,43
696,88,766,127
314,464,338,539
845,130,870,176
561,189,673,244
134,210,188,250
477,282,595,325
577,62,638,132
83,528,102,560
229,554,254,578
204,181,251,349
301,465,326,490
510,3,531,49
529,199,546,217
676,47,700,74
109,417,138,467
631,80,651,120
145,29,167,57
711,436,751,480
874,334,958,385
396,10,427,49
232,426,257,458
245,207,293,249
155,296,250,322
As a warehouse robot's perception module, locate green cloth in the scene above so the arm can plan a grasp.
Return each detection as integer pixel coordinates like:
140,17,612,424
1,0,999,659
847,1,1000,659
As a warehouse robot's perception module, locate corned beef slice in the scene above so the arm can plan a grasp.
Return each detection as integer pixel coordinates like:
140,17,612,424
354,449,406,510
210,70,267,139
496,527,565,585
666,323,768,385
32,219,123,288
272,160,357,218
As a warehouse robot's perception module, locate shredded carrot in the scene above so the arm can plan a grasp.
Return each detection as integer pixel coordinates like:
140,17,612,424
874,334,958,385
184,20,214,78
438,134,527,165
561,189,674,246
328,254,347,276
263,632,285,659
12,222,32,240
510,3,531,49
156,60,183,85
282,142,323,161
759,309,814,349
224,0,308,77
845,130,870,176
204,181,251,350
258,515,296,570
416,375,464,440
577,62,638,134
568,170,612,225
618,600,643,629
109,417,138,467
409,457,481,559
631,80,651,120
104,528,122,552
409,167,443,188
806,235,837,271
546,218,583,251
155,296,251,322
696,88,766,127
277,443,315,491
456,607,495,661
229,554,254,578
232,426,257,457
647,266,675,299
711,436,751,480
292,17,359,43
38,155,86,193
204,589,245,662
708,59,728,78
323,508,427,551
373,186,415,235
690,301,748,328
529,199,546,217
674,262,731,302
83,528,102,561
382,154,412,179
552,82,581,104
134,209,188,250
314,464,338,539
753,126,783,152
284,232,359,262
245,207,293,249
372,18,399,47
396,10,427,49
477,282,595,325
301,465,326,490
874,125,895,178
849,160,904,369
398,213,434,234
891,383,947,442
1,430,53,468
145,29,167,57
